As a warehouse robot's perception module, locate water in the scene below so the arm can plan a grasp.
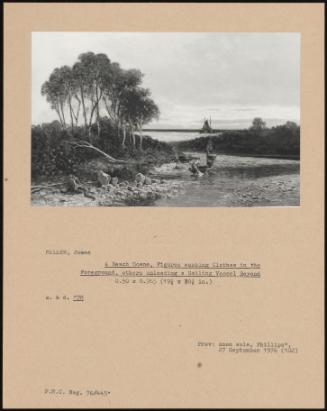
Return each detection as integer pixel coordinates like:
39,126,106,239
142,130,300,207
144,130,202,142
151,154,300,207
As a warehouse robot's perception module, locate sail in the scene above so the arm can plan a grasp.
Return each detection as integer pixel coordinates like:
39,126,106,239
201,118,213,133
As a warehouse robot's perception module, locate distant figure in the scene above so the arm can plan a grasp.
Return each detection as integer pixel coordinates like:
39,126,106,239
206,137,216,169
206,138,213,155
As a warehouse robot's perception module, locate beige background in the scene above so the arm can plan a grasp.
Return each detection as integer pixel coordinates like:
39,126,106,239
4,3,324,408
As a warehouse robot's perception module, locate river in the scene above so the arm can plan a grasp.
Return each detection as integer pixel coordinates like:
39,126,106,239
31,131,300,207
144,130,206,142
150,154,300,207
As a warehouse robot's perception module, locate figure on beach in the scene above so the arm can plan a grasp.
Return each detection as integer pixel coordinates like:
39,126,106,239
189,136,216,177
206,138,216,169
189,160,204,177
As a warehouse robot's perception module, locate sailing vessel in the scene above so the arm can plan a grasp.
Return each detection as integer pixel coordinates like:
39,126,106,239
200,117,213,134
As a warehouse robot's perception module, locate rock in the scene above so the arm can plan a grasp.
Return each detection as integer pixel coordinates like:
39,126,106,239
139,192,148,200
97,171,111,186
144,176,152,185
66,174,81,192
111,176,119,186
135,173,146,185
147,192,156,200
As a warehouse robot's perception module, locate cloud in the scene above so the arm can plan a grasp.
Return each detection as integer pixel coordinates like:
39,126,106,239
32,32,300,128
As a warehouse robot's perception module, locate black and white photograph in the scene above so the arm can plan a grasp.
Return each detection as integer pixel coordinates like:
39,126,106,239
32,32,300,207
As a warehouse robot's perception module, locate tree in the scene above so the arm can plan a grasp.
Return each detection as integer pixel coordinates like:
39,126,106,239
59,65,81,129
132,90,159,150
102,65,143,142
42,66,83,131
41,51,160,153
250,117,266,131
41,68,68,130
72,52,111,138
119,87,159,150
286,121,299,140
285,121,299,134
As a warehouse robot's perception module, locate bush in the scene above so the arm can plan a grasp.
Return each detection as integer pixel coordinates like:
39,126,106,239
31,119,174,181
175,124,300,158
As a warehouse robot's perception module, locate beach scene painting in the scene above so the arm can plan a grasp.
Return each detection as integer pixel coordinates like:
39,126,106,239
32,32,300,207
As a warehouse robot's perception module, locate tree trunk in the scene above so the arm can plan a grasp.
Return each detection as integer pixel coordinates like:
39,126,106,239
122,125,126,147
55,106,65,129
116,120,121,139
80,86,88,127
76,100,81,126
88,126,92,142
130,127,135,148
103,96,113,121
89,87,102,131
97,118,101,139
59,102,66,129
68,96,74,129
129,118,135,148
96,104,101,139
72,95,81,127
139,124,143,151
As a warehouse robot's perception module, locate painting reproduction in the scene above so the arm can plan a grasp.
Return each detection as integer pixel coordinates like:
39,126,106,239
32,32,300,207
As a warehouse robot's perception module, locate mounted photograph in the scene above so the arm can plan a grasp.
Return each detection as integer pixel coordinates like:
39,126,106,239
32,32,300,207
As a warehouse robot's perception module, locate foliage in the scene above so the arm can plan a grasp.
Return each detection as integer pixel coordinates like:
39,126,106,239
175,122,300,158
34,50,165,181
32,119,173,182
250,117,266,131
41,51,159,145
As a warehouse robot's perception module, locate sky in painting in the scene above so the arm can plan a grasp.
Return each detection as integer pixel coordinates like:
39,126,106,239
32,32,300,129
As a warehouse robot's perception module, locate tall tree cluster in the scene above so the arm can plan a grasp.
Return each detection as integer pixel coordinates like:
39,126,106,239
41,52,160,149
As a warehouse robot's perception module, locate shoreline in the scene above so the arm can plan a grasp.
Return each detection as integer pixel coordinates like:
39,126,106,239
31,175,184,207
31,151,299,207
181,150,300,161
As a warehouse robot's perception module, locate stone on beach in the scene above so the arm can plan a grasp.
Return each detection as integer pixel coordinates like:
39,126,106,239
135,173,146,185
144,176,152,185
97,170,111,186
111,176,119,186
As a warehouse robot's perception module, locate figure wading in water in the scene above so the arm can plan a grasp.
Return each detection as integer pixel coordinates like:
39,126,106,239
189,137,216,176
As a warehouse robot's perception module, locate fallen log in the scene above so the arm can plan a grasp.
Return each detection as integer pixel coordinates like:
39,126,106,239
64,140,154,165
65,140,128,164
